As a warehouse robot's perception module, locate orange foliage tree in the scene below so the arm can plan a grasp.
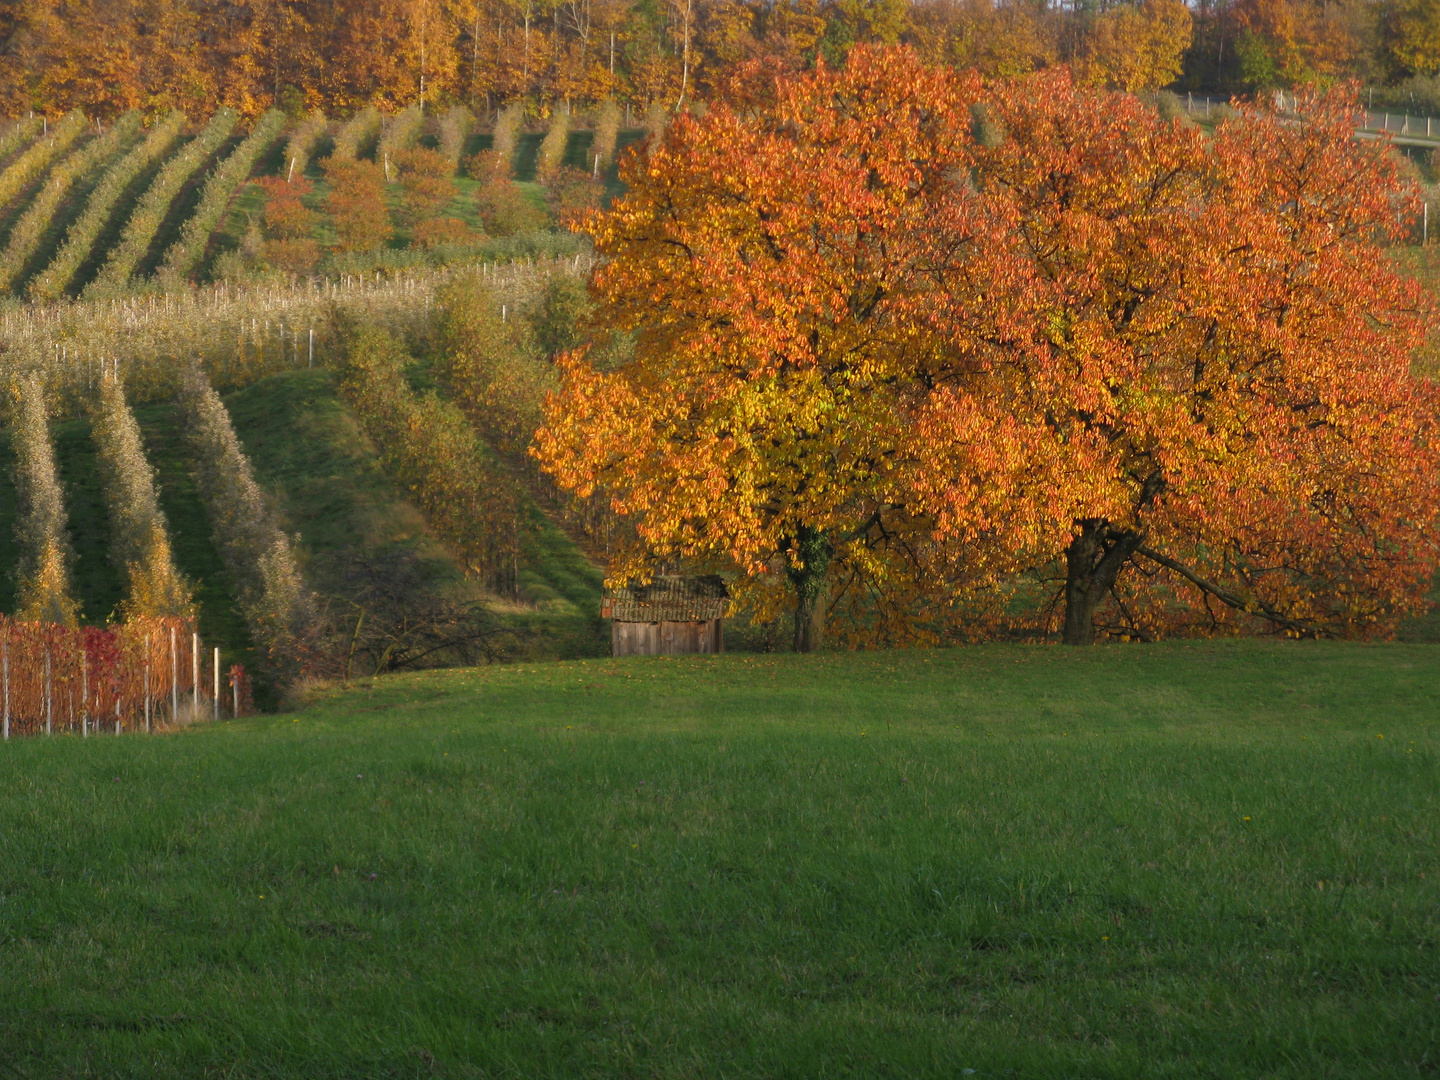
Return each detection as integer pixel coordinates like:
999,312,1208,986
534,47,1440,649
323,159,393,251
533,49,1054,651
952,72,1440,644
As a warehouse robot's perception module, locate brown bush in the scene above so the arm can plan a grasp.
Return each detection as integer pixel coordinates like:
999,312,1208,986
474,177,548,236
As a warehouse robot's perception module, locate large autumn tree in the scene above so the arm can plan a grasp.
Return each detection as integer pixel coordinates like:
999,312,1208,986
535,48,1440,648
938,72,1440,643
534,49,1053,649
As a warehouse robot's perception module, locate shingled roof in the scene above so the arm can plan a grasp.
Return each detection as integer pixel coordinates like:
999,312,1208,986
601,575,730,622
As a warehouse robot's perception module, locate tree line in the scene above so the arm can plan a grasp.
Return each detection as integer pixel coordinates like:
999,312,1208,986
6,0,1437,121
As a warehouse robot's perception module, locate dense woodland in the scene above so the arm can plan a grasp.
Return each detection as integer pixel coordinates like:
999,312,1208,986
5,0,1440,120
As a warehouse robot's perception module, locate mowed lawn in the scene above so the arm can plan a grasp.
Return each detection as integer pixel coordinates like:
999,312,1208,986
0,643,1435,1078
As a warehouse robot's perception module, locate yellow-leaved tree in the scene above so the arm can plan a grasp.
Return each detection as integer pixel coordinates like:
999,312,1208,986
1079,0,1193,91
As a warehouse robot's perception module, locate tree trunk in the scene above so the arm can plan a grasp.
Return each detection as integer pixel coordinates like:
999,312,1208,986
1062,519,1144,646
786,526,832,653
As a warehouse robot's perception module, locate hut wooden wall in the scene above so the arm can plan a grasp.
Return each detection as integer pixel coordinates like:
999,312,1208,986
612,619,722,656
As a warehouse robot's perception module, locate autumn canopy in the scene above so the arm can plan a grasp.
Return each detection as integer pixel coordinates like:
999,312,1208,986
534,46,1440,648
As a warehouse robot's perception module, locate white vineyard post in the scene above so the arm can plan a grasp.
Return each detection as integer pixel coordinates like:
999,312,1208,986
45,652,51,735
2,641,8,740
213,648,220,721
1426,203,1429,245
82,653,88,737
170,626,178,721
144,634,151,733
232,672,238,718
192,632,200,712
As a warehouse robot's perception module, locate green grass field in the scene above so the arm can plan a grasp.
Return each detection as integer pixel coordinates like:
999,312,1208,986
0,642,1434,1077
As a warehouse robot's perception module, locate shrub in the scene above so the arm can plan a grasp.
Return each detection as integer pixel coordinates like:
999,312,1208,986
433,272,553,459
0,112,139,295
378,104,425,169
438,106,472,166
643,101,668,140
155,108,286,288
263,236,322,272
328,106,381,162
324,158,393,250
0,111,85,212
255,174,316,238
91,375,193,619
176,366,314,679
282,109,328,179
333,317,522,586
591,99,621,168
488,102,524,178
28,110,184,302
545,166,601,227
83,108,238,299
394,146,457,221
474,177,548,235
7,375,79,625
535,103,570,181
529,271,593,358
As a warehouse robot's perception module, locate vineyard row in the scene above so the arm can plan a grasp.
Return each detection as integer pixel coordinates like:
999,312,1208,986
0,104,629,305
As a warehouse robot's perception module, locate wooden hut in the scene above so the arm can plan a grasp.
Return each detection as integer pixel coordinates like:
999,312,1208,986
602,575,729,656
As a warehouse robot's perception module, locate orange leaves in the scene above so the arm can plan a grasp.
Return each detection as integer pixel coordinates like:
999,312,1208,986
323,159,392,252
536,47,1440,644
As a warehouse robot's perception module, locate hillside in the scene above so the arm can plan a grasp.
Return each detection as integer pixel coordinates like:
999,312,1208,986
0,369,606,704
0,642,1434,1076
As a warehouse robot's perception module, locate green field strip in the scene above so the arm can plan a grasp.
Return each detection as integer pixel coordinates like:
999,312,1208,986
0,642,1435,1074
51,416,126,624
132,402,267,700
563,129,595,170
511,131,544,180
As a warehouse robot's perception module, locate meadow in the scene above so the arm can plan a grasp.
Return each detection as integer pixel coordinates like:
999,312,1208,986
0,641,1434,1078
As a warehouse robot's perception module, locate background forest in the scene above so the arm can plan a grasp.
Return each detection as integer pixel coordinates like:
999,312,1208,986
6,0,1440,120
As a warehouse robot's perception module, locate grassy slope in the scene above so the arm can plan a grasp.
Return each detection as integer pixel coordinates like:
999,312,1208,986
224,369,606,658
0,642,1434,1077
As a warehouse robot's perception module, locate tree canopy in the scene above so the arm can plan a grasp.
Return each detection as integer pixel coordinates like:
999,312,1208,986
534,46,1440,648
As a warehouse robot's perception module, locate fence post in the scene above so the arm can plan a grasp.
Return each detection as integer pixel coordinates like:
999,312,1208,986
232,671,238,718
3,641,8,741
144,634,151,734
82,653,88,737
45,652,51,735
170,626,178,722
192,632,200,712
213,648,220,721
